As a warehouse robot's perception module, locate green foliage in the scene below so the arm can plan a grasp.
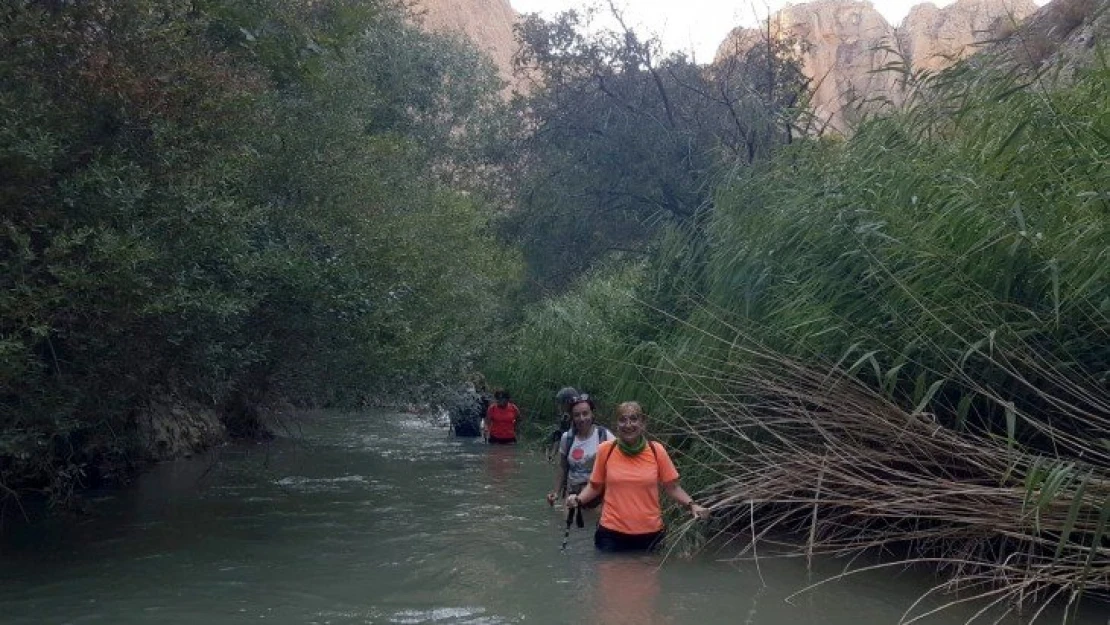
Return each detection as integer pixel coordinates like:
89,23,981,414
503,9,807,292
483,41,1109,610
694,61,1108,454
492,47,1108,465
481,263,652,430
1,0,521,503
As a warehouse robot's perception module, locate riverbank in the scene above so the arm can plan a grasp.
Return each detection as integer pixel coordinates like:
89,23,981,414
0,394,288,515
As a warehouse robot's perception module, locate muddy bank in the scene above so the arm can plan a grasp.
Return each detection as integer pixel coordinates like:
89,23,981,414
0,395,287,514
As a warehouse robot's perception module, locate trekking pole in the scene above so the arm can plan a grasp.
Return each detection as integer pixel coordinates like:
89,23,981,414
560,506,575,552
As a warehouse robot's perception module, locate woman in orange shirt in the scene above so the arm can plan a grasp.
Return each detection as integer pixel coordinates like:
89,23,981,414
566,401,708,552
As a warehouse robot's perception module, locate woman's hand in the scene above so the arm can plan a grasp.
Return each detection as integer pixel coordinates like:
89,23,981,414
565,493,580,509
689,503,710,520
546,491,557,506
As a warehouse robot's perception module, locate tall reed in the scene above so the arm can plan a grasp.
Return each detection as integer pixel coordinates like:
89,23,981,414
487,48,1107,620
640,57,1109,619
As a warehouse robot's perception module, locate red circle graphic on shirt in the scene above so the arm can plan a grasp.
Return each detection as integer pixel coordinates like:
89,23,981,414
571,448,585,461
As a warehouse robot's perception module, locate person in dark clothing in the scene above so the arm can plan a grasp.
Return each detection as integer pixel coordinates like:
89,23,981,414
546,386,579,462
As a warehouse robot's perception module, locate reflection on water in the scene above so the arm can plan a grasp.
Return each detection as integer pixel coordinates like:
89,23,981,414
593,556,666,625
0,410,1104,625
483,444,520,492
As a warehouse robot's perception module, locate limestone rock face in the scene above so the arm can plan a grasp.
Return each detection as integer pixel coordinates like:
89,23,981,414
411,0,521,92
716,0,1038,133
899,0,1037,74
779,0,903,132
993,0,1109,78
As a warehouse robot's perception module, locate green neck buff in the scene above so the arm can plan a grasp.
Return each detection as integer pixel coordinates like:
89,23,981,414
617,436,647,457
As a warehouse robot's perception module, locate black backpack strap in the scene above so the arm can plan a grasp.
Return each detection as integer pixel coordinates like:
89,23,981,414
564,430,573,466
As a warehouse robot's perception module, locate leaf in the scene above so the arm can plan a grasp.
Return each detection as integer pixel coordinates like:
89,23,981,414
911,379,944,416
958,338,987,368
1003,400,1017,449
1020,456,1045,512
1011,200,1026,232
833,341,864,371
1054,471,1088,560
882,362,905,399
1036,461,1074,519
994,117,1031,158
955,393,973,431
846,349,881,380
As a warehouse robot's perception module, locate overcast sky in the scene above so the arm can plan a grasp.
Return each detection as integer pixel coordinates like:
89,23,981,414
509,0,1049,62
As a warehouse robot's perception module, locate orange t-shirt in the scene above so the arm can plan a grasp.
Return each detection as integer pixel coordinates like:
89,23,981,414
485,402,520,439
589,440,679,535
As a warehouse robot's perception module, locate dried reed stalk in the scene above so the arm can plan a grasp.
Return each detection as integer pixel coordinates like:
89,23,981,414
651,341,1109,623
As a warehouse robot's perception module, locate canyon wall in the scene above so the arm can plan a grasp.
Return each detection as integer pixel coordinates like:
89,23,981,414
716,0,1038,132
412,0,522,92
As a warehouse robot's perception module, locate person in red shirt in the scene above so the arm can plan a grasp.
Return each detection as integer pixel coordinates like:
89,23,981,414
483,389,521,444
566,401,708,552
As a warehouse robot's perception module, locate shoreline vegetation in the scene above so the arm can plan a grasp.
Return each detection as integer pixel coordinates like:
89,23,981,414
485,15,1109,623
1,0,519,510
2,0,1107,621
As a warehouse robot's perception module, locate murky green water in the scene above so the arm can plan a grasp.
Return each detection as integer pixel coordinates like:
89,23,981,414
0,410,1103,624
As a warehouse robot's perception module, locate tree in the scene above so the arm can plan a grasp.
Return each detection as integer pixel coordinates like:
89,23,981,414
503,5,808,292
0,0,521,504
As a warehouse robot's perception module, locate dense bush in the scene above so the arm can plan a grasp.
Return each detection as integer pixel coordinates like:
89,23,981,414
0,0,520,503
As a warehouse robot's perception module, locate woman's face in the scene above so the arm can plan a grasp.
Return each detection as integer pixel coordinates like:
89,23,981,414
570,401,594,433
615,407,645,443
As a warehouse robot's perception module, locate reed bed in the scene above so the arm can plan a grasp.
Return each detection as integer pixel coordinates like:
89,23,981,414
645,331,1108,622
639,59,1110,622
485,42,1108,622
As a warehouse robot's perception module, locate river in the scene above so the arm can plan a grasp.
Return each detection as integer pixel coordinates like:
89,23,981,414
0,410,1103,624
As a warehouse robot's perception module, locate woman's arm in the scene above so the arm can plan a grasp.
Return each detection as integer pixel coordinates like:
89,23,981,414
547,440,569,505
566,482,601,509
662,480,709,519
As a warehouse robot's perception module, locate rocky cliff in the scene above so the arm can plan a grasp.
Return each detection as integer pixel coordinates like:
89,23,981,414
990,0,1108,78
411,0,521,92
716,0,1038,133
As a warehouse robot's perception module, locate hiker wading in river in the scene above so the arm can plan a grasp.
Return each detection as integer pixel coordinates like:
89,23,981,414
566,401,708,552
546,394,610,510
546,386,580,463
482,389,520,444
